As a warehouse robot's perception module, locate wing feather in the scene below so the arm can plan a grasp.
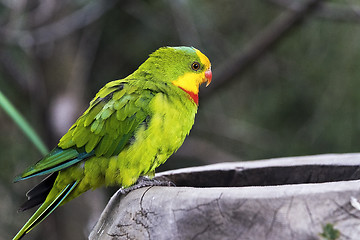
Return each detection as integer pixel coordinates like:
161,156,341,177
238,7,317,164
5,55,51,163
15,80,153,181
15,80,154,181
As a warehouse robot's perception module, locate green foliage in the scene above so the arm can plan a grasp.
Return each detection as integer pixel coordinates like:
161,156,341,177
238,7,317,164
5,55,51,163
320,223,340,240
0,90,48,155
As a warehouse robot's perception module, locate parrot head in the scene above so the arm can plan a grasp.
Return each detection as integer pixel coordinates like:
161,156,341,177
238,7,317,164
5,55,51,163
138,46,212,105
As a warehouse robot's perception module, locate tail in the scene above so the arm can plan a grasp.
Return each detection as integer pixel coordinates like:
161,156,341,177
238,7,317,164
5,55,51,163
13,181,78,240
18,173,58,211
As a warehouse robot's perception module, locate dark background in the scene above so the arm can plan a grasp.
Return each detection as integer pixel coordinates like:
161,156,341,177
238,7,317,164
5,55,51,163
1,0,360,239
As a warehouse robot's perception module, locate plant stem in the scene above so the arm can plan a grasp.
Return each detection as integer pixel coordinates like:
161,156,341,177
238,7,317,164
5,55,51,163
0,90,48,155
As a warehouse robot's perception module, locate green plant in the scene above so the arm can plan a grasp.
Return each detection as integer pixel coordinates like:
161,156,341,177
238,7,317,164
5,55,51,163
0,90,48,155
320,223,340,240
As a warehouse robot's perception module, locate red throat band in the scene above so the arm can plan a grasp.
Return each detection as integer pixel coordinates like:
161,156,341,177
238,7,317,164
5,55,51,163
179,87,199,105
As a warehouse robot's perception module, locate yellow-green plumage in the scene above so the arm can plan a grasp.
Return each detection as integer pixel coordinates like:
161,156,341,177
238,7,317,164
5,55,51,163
13,46,212,239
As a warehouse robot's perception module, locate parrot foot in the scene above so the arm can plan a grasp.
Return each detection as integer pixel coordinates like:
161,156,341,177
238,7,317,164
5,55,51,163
117,176,175,196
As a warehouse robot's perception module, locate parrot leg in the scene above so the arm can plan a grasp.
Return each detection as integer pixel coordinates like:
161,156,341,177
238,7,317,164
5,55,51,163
118,176,175,196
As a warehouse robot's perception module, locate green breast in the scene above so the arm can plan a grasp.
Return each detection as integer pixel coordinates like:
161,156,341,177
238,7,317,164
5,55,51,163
76,90,198,190
109,91,197,187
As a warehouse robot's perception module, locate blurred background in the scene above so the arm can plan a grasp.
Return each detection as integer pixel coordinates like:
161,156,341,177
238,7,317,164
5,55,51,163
2,0,360,239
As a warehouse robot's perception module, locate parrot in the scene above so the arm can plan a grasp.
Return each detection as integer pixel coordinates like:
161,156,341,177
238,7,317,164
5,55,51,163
12,46,212,239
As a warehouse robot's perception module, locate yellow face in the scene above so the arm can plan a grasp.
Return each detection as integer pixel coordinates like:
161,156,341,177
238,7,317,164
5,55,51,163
172,49,212,95
196,49,211,72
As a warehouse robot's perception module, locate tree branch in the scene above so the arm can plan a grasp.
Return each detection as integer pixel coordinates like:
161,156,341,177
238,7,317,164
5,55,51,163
202,0,322,97
0,0,117,48
268,0,360,23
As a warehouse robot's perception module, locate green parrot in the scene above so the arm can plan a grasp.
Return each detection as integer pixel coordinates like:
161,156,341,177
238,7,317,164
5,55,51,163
13,46,212,239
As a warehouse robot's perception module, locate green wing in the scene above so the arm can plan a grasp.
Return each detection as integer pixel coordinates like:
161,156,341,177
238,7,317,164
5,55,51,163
14,147,92,182
15,80,153,182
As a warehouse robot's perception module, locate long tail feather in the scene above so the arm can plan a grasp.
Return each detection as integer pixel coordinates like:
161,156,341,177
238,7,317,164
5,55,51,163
18,173,58,212
13,181,78,240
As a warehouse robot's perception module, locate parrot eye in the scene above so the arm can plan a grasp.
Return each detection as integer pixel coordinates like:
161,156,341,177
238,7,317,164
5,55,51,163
191,62,201,71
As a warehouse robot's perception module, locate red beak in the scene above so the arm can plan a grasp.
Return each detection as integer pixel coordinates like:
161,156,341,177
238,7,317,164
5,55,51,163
205,67,212,87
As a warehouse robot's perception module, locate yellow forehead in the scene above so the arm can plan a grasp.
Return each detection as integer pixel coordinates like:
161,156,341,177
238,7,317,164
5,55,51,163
195,49,211,69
